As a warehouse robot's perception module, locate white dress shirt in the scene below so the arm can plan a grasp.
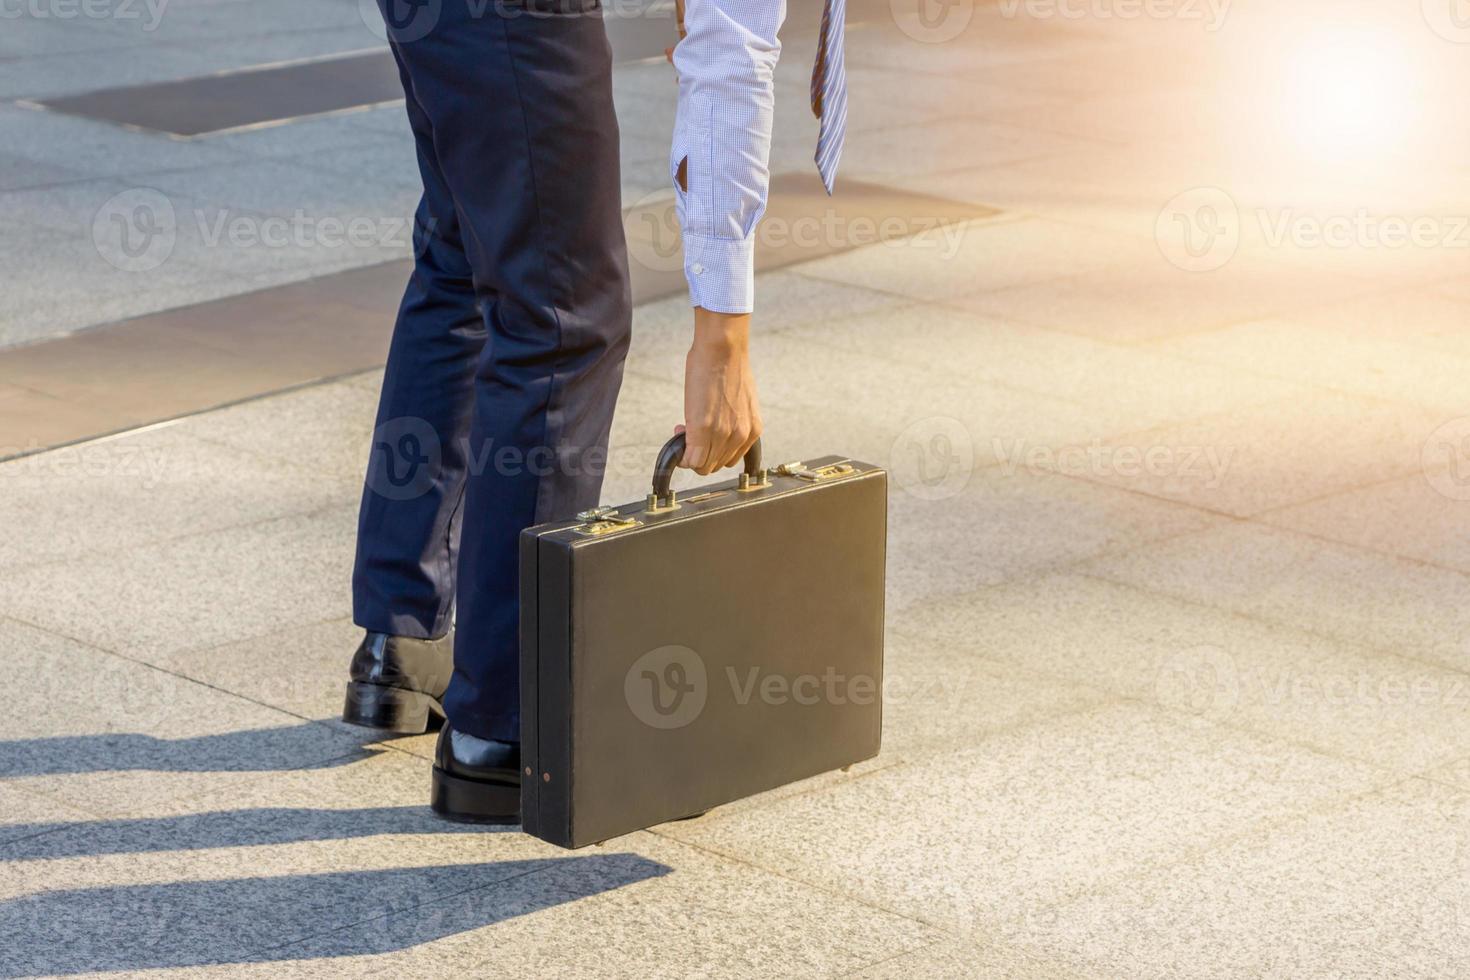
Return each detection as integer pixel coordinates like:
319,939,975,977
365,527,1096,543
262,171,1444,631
670,0,787,315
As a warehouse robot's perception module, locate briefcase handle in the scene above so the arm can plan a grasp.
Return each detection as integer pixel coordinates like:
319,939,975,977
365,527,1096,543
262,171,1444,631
648,433,765,511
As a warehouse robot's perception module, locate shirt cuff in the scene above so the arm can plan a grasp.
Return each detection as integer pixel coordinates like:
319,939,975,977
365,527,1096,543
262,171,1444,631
683,232,755,315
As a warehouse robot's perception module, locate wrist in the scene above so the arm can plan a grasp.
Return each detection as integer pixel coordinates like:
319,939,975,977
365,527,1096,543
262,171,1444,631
692,307,751,352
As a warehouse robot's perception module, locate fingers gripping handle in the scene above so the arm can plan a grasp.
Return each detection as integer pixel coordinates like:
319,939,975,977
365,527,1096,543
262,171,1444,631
648,433,765,510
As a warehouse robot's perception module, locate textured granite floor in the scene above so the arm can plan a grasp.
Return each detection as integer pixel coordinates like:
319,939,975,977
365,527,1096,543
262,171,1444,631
4,0,1470,976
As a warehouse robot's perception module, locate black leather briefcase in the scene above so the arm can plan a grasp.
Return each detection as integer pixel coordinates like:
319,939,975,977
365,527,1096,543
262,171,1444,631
519,435,886,848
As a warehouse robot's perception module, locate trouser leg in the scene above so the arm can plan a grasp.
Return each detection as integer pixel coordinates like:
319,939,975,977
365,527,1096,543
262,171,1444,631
352,44,485,641
385,0,633,741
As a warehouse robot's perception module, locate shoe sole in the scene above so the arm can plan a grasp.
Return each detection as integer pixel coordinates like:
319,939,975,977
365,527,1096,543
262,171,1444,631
341,681,445,734
430,766,520,824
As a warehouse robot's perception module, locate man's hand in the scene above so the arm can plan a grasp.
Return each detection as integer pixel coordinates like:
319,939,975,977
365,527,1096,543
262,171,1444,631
680,307,762,475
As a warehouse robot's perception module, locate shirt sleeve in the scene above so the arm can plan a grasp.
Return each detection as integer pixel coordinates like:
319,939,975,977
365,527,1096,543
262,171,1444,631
670,0,786,315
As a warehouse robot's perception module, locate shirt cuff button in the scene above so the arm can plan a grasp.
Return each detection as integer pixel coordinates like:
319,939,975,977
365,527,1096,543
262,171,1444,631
691,263,705,275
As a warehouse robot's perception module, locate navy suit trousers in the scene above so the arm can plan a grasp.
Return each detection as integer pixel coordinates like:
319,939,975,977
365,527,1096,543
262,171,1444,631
353,0,632,742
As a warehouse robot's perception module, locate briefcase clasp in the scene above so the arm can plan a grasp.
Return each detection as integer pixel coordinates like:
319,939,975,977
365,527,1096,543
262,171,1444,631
774,460,857,483
571,506,641,536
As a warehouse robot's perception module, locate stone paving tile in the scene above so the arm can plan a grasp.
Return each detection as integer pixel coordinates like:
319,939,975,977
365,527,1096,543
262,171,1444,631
1279,288,1470,360
209,107,411,161
0,423,345,573
0,14,139,60
895,571,1470,776
1260,471,1470,575
0,617,365,819
139,157,419,224
1009,778,1470,979
627,329,1145,470
850,939,1108,980
283,832,941,979
1153,317,1470,416
151,616,364,729
627,270,909,351
842,117,1112,183
0,783,95,846
177,379,378,490
878,632,1112,758
0,103,254,180
0,151,90,192
791,301,1310,431
0,224,260,344
0,505,358,661
952,253,1379,344
1043,390,1449,518
0,780,559,975
793,214,1138,305
884,465,1222,608
657,702,1388,937
1079,522,1470,677
0,43,220,101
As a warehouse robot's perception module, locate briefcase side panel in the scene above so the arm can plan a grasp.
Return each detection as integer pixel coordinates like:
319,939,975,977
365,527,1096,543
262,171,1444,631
517,529,540,838
564,467,887,847
532,535,574,847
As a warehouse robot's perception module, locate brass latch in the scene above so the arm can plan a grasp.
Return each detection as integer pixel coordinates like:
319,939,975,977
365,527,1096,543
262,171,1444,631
571,506,641,536
773,461,856,482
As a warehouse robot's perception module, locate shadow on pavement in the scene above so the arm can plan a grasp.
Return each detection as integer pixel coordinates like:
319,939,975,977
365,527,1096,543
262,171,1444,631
0,721,393,777
0,854,669,975
0,805,496,860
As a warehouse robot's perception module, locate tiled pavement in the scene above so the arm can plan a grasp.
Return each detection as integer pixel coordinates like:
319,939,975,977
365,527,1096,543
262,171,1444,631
5,0,1470,976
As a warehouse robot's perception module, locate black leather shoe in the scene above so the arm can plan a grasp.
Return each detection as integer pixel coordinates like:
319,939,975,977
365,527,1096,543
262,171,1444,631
430,724,521,824
341,630,454,734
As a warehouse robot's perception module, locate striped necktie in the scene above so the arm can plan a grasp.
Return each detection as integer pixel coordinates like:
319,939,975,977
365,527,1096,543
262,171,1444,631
810,0,847,195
